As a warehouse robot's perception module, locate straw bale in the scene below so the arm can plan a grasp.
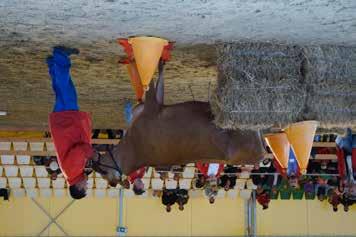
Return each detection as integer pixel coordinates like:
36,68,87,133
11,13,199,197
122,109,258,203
212,42,356,133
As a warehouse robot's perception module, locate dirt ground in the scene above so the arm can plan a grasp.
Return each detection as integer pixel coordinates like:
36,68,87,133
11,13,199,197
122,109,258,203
1,0,355,130
0,41,217,130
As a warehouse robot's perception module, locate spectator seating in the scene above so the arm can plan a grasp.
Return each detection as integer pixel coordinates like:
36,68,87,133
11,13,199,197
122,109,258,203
4,165,18,177
0,135,347,202
19,166,33,177
165,178,178,189
235,179,246,190
246,179,257,190
8,177,22,188
95,178,108,189
16,155,31,165
34,166,48,177
29,142,44,151
1,155,15,164
37,178,51,188
0,142,11,151
87,178,94,189
13,142,28,151
143,167,153,178
45,142,56,152
142,178,151,190
23,178,36,188
179,178,192,190
183,167,195,178
52,178,65,189
151,178,164,190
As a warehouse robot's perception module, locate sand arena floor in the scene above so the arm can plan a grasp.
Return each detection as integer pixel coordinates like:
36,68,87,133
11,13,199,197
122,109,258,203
0,0,355,129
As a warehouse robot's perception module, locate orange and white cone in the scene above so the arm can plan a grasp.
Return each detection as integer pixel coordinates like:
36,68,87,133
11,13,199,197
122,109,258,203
284,121,319,174
128,36,168,91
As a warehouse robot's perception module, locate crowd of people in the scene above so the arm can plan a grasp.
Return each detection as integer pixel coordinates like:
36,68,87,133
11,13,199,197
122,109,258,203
251,131,356,212
1,124,354,214
119,132,355,213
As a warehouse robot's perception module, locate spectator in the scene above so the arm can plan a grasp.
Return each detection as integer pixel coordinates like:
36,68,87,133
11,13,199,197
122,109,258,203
205,184,218,204
316,184,328,201
304,179,316,199
172,165,184,181
328,188,341,212
176,189,189,211
251,165,263,186
123,167,146,195
278,178,292,200
44,156,62,180
307,160,321,174
197,162,224,196
327,176,339,188
269,185,279,200
315,176,330,201
194,174,206,189
291,177,305,200
152,190,162,198
288,174,299,188
0,188,9,201
33,156,45,166
256,185,270,210
219,165,239,191
326,161,338,175
340,193,353,212
204,176,219,204
132,179,145,195
196,162,224,179
162,189,178,212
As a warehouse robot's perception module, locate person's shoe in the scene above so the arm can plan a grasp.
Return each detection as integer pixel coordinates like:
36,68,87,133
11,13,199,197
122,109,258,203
46,55,54,65
53,45,80,56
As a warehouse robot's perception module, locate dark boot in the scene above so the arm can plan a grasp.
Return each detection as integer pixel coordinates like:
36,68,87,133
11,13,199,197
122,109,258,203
53,45,80,56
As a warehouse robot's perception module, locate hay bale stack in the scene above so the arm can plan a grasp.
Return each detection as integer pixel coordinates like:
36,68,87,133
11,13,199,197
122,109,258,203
212,42,356,132
303,45,356,130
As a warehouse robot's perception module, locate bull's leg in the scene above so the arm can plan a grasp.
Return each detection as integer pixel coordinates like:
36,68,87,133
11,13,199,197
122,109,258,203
156,60,165,105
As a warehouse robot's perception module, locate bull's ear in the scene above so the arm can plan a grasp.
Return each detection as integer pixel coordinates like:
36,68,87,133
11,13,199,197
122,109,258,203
144,80,160,113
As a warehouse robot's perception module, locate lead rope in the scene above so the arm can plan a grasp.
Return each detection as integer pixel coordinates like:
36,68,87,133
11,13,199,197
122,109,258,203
107,144,123,176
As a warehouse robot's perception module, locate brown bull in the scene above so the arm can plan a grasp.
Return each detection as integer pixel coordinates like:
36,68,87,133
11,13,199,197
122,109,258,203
93,62,266,185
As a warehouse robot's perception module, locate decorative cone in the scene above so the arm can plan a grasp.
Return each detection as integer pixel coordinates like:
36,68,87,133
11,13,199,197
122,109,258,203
128,36,168,90
284,120,319,174
127,62,144,101
264,133,290,173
